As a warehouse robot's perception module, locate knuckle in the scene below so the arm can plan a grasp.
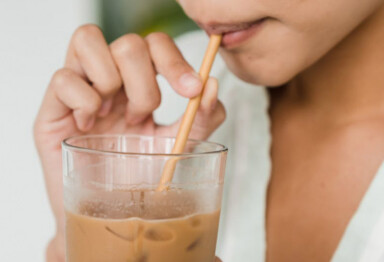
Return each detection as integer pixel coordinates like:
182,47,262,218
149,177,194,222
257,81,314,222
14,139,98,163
131,95,161,114
51,68,74,87
146,32,172,44
84,93,102,113
111,34,146,58
73,24,103,43
95,76,122,97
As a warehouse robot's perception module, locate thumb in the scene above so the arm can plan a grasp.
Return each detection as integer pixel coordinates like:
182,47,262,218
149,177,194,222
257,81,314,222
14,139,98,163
156,77,226,140
189,77,226,140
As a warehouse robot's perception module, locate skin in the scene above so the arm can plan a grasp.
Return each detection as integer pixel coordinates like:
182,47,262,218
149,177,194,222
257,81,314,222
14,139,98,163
35,0,384,261
267,5,384,261
179,0,384,86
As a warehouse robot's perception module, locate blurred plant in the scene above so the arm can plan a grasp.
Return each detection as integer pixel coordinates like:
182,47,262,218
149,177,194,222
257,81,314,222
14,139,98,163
100,0,198,43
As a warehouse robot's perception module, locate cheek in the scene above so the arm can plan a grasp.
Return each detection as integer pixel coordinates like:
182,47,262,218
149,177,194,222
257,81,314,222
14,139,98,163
220,0,384,86
219,23,318,87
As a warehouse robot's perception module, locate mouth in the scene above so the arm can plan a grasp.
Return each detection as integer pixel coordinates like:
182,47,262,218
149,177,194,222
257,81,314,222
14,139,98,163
199,18,269,49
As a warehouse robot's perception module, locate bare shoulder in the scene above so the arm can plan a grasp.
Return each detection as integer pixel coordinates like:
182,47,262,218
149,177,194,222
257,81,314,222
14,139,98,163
267,112,384,262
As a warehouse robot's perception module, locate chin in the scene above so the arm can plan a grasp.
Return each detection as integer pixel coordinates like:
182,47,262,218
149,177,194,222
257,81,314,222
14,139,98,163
221,46,304,87
224,57,297,87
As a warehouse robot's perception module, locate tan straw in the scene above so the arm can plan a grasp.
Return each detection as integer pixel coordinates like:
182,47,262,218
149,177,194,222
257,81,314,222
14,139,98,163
157,34,222,191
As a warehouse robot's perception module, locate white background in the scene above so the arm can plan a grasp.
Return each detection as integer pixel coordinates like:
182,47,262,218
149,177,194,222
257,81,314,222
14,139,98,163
0,1,98,260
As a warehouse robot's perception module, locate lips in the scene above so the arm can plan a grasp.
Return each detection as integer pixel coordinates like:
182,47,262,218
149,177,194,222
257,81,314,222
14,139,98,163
200,18,269,49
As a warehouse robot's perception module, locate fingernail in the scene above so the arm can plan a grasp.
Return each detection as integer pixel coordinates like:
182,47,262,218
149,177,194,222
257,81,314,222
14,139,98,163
98,98,113,117
84,115,95,131
179,72,202,92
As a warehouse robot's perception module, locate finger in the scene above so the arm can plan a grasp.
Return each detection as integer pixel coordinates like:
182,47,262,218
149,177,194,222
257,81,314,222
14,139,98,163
46,236,65,262
110,34,161,125
39,68,102,132
146,32,203,98
216,257,223,262
200,77,219,114
65,24,122,100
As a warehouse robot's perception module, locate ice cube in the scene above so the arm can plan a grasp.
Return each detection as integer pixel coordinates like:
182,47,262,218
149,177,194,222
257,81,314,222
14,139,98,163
144,227,174,242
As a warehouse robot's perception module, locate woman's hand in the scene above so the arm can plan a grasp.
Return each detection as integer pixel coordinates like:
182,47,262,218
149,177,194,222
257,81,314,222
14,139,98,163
34,24,226,262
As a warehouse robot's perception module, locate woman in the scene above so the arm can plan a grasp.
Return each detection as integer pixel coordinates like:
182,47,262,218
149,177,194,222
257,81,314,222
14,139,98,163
35,0,384,261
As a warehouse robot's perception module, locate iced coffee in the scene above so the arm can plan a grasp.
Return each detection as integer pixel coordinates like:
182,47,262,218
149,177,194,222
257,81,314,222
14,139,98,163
65,188,222,262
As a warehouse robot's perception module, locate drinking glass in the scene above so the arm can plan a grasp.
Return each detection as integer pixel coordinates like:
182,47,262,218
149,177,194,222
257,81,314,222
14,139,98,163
62,134,227,262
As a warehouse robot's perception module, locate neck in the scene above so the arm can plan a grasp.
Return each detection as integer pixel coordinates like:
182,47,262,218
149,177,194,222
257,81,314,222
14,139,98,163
288,5,384,123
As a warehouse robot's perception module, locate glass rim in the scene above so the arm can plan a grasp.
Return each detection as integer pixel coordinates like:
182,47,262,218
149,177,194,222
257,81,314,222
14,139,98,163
62,134,228,157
